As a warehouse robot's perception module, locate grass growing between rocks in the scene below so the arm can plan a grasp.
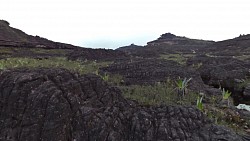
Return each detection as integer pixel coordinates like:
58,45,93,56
28,48,71,55
119,81,250,134
99,73,124,86
204,105,250,134
237,78,250,89
160,54,186,65
0,47,14,54
160,53,195,65
0,47,71,55
0,57,112,74
120,83,198,106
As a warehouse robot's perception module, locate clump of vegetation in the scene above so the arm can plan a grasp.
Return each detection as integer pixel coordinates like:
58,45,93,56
0,47,14,54
95,70,124,86
120,81,197,106
204,106,249,134
107,74,124,86
160,54,186,65
101,73,109,81
160,53,194,65
192,62,203,69
175,77,192,97
196,95,203,111
221,88,231,107
28,48,70,55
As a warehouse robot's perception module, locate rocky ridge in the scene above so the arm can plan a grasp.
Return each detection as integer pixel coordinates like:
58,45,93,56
0,20,75,49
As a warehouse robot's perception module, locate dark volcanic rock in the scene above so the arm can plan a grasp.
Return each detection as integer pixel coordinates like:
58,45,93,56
221,34,250,48
210,34,250,57
116,34,214,58
116,44,160,58
68,48,128,61
0,68,245,141
187,55,250,104
117,44,144,52
187,55,250,86
101,59,205,90
147,33,214,47
243,84,250,97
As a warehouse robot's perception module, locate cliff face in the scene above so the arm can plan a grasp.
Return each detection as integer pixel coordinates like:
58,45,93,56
0,20,76,49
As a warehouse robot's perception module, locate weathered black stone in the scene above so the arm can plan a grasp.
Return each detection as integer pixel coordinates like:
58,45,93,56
0,68,245,141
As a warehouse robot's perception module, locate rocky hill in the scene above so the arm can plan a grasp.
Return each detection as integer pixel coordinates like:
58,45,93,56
207,34,250,57
214,34,250,48
147,33,214,46
0,20,76,49
117,33,215,58
0,20,127,61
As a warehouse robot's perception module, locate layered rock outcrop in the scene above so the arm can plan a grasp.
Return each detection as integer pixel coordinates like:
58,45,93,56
187,55,250,104
0,68,245,141
101,59,204,91
67,48,128,61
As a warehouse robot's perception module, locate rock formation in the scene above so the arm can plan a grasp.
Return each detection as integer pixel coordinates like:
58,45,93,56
0,20,75,49
0,68,245,141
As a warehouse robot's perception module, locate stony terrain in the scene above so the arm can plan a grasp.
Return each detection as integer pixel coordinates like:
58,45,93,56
101,59,204,90
0,20,250,140
0,68,246,141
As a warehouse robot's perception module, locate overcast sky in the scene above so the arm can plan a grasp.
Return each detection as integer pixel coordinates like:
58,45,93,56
1,0,250,49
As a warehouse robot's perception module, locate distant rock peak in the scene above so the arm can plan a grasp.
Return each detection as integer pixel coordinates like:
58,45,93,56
158,33,177,39
147,32,214,46
0,20,10,26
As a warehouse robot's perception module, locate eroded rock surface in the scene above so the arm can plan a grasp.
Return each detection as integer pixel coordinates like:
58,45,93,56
187,55,250,104
101,59,204,91
0,68,245,141
68,48,128,61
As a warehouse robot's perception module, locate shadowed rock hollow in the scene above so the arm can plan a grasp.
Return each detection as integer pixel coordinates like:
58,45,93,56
0,68,245,141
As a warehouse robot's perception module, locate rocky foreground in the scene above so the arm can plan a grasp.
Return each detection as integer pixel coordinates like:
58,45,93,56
0,68,248,141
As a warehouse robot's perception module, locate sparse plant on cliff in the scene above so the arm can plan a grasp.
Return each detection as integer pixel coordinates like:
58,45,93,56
192,62,203,69
108,74,124,86
101,73,109,82
221,88,231,107
0,63,4,70
222,88,231,100
175,77,192,97
196,95,203,111
95,70,99,75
